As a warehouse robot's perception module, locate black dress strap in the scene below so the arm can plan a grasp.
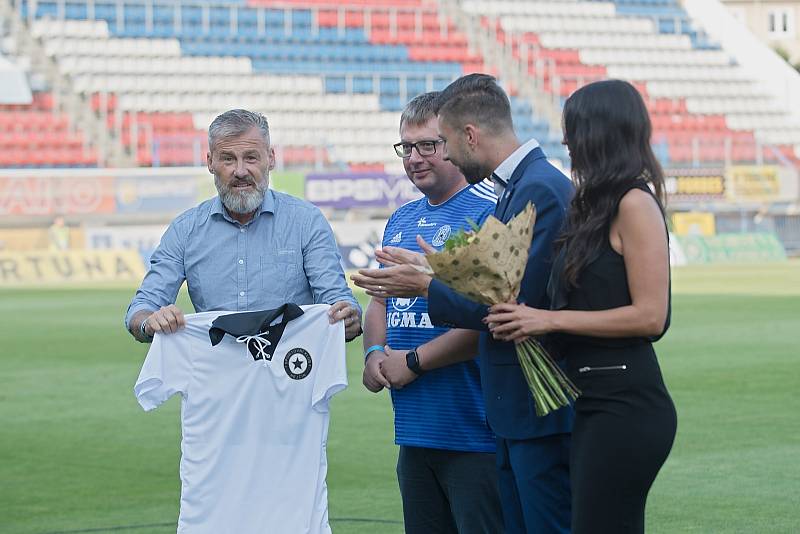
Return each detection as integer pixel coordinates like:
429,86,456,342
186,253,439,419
612,178,662,216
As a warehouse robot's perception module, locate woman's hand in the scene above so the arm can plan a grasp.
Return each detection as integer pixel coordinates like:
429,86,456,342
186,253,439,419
484,303,555,341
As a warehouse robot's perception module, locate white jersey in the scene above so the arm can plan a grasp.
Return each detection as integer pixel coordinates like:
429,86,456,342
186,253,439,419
134,304,347,534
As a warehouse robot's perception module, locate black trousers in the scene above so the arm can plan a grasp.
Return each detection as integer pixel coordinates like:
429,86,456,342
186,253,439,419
568,344,677,534
397,445,504,534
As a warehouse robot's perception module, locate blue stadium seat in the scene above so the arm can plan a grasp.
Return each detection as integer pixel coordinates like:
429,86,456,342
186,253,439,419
510,97,568,162
15,0,577,168
581,0,721,49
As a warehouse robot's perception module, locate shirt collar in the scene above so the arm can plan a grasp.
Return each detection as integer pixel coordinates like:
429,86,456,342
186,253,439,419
492,138,541,185
210,188,276,224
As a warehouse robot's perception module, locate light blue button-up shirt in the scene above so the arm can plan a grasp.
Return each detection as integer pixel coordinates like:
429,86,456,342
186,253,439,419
125,189,359,329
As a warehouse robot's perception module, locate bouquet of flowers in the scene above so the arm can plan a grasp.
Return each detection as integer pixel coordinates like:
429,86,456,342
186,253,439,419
426,202,579,416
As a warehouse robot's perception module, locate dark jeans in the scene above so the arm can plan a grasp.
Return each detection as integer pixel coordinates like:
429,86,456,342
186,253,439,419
397,445,504,534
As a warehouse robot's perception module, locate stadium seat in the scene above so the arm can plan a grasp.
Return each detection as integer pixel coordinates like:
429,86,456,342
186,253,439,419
12,0,799,169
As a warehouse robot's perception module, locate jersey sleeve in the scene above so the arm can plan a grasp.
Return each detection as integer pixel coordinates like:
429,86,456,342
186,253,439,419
134,330,194,411
311,320,348,413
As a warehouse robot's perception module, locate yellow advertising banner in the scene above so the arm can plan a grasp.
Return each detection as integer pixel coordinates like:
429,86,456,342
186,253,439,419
672,212,716,236
726,166,780,202
673,175,725,196
665,169,725,199
0,250,144,285
0,227,86,251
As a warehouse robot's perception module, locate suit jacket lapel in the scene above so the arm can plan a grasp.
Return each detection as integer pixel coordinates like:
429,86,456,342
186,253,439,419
494,181,515,221
494,147,545,222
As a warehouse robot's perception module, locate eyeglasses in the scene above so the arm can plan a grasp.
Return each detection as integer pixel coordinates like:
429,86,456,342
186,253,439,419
393,139,443,158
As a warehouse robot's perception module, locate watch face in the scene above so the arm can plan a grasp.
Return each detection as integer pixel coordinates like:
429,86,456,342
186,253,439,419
406,350,420,374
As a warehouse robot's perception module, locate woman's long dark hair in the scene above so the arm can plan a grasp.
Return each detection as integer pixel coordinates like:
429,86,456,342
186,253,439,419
557,79,666,287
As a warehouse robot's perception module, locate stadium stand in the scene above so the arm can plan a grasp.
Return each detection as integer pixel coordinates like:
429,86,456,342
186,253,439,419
1,0,799,258
3,0,568,169
0,33,99,169
0,91,99,167
0,0,797,171
462,0,800,168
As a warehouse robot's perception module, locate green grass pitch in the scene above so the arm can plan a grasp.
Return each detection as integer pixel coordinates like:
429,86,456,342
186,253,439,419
1,261,798,533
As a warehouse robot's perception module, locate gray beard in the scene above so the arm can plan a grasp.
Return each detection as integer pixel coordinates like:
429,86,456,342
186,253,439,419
214,174,267,215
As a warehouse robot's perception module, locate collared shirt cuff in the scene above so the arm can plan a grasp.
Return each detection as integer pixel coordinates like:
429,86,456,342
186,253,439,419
125,304,159,331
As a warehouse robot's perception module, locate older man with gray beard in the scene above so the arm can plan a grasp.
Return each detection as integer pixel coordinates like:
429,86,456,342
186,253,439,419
125,109,361,343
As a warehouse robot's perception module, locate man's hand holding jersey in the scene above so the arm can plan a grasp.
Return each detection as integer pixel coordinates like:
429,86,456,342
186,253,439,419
133,300,361,344
328,300,363,342
131,305,186,342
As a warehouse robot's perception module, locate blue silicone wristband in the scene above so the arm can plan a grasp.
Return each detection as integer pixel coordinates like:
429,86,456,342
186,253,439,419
364,344,385,361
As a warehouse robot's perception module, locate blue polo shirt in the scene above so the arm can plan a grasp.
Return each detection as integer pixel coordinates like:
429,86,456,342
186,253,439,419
383,182,497,452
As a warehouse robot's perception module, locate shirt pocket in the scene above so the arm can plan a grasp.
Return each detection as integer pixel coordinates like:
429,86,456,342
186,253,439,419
260,251,301,298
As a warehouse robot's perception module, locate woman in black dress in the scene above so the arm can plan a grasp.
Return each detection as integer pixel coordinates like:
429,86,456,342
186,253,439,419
484,79,677,533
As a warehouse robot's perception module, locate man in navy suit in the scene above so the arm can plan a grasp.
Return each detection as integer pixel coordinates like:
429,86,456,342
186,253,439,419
353,74,574,533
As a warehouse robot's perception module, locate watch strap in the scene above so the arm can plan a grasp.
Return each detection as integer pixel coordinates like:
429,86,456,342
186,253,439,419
140,317,154,341
406,348,425,375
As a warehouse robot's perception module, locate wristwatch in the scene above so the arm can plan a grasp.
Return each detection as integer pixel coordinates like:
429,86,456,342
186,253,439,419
405,348,425,376
140,317,154,341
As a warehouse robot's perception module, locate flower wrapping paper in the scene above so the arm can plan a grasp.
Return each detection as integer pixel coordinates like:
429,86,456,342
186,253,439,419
426,202,537,306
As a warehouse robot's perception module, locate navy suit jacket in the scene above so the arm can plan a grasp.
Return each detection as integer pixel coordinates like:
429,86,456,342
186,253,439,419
428,147,575,440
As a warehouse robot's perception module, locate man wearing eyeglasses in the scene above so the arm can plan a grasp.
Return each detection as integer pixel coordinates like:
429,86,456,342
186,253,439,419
361,92,503,534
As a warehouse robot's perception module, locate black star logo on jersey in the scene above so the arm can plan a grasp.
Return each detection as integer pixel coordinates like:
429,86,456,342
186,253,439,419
284,348,312,380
